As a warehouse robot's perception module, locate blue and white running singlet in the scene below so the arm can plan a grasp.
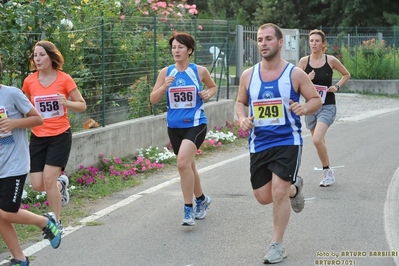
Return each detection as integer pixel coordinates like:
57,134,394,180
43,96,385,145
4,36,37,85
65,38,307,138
165,63,207,128
248,63,302,153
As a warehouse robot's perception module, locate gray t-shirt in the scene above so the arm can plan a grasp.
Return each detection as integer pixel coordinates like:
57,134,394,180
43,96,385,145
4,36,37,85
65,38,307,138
0,85,33,178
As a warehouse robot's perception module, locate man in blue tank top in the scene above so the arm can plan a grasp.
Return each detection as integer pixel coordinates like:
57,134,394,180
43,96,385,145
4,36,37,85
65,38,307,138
236,23,322,264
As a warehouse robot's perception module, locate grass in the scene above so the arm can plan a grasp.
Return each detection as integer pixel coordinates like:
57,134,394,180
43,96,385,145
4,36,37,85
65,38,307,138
0,135,248,256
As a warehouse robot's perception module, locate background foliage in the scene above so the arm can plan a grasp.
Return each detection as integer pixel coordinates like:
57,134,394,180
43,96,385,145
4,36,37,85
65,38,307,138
195,0,399,28
0,1,398,133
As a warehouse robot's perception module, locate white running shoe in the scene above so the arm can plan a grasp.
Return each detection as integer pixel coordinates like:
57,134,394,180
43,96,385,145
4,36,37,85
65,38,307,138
263,241,287,264
58,175,70,206
56,220,65,235
290,176,304,213
195,195,211,220
320,168,335,187
181,206,195,226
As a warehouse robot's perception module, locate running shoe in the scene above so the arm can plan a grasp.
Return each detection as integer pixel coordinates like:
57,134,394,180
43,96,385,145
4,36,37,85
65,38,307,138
57,220,65,235
320,168,335,187
58,175,70,207
181,206,195,226
10,257,29,266
290,176,304,213
195,195,211,220
42,212,61,249
263,241,287,264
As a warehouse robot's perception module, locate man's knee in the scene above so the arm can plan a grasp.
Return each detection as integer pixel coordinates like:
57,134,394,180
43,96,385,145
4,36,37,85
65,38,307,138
254,191,273,205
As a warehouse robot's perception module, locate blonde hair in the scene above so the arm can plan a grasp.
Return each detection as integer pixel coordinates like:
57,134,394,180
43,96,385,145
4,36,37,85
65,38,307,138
309,29,327,53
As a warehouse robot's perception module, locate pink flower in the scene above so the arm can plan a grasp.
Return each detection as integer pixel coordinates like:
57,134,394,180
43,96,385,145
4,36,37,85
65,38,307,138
198,25,203,30
120,15,125,20
142,166,147,171
135,0,140,4
44,200,49,206
189,8,198,15
142,10,149,15
158,1,167,8
20,204,30,210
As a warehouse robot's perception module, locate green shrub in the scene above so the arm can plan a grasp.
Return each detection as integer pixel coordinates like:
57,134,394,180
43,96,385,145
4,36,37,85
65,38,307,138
341,38,399,79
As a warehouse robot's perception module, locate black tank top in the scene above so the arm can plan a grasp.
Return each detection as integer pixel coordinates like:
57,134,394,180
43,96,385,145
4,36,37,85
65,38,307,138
304,55,335,105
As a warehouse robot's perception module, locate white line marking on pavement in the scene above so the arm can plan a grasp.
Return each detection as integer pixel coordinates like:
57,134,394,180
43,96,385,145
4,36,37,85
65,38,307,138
0,153,249,265
338,107,399,122
313,165,345,171
384,166,399,265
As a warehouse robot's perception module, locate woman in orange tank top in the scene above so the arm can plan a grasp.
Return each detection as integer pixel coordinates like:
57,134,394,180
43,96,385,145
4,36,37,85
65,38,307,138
22,41,86,234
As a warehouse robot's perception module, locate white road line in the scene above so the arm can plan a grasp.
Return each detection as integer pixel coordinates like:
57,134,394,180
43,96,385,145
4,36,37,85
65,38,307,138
0,153,249,265
313,165,345,171
384,166,399,265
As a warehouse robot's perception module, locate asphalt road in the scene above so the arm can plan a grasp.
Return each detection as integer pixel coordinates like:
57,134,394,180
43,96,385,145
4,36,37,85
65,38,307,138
1,94,399,266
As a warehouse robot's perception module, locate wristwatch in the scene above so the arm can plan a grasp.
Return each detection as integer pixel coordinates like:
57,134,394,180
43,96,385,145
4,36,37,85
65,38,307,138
334,84,340,91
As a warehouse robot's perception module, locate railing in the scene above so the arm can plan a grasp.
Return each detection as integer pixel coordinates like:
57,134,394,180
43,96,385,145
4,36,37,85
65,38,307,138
1,20,397,132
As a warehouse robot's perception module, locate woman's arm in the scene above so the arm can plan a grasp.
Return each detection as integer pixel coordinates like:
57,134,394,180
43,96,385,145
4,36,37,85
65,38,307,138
198,66,217,100
150,68,170,105
60,88,87,113
329,55,351,88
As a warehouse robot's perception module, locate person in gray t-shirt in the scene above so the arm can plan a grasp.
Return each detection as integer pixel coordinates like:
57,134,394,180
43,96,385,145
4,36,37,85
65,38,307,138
0,80,62,265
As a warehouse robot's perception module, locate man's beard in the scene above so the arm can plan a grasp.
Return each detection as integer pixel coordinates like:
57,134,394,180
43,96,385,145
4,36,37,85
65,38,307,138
261,48,278,61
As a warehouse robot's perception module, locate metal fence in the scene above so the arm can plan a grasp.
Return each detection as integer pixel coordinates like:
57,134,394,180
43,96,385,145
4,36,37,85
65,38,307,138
299,27,399,79
0,16,236,132
1,19,398,132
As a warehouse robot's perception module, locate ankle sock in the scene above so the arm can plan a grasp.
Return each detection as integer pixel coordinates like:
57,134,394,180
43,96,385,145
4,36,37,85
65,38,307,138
184,204,193,208
196,194,205,201
323,166,329,170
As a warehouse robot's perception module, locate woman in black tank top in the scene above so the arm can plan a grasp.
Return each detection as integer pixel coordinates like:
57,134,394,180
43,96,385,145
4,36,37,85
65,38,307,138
297,29,350,187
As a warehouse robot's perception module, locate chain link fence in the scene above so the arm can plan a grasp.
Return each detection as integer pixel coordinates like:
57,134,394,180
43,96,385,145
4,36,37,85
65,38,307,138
299,26,399,79
1,19,397,132
0,16,236,132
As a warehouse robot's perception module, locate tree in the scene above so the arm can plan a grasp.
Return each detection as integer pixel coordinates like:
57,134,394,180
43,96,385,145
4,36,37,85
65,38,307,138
253,0,299,28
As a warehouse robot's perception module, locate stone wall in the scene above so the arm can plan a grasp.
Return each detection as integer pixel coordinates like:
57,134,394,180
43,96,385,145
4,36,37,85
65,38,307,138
67,99,235,173
334,79,399,96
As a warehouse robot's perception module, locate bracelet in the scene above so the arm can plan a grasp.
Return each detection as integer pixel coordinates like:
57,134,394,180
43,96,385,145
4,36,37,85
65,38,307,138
334,84,340,91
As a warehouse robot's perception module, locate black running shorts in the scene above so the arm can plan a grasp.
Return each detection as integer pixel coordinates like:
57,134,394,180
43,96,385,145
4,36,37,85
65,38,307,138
250,145,302,190
29,128,72,173
0,174,27,213
167,124,207,155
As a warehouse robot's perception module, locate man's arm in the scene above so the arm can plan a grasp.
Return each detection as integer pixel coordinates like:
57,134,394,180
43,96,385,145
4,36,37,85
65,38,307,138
236,68,254,131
